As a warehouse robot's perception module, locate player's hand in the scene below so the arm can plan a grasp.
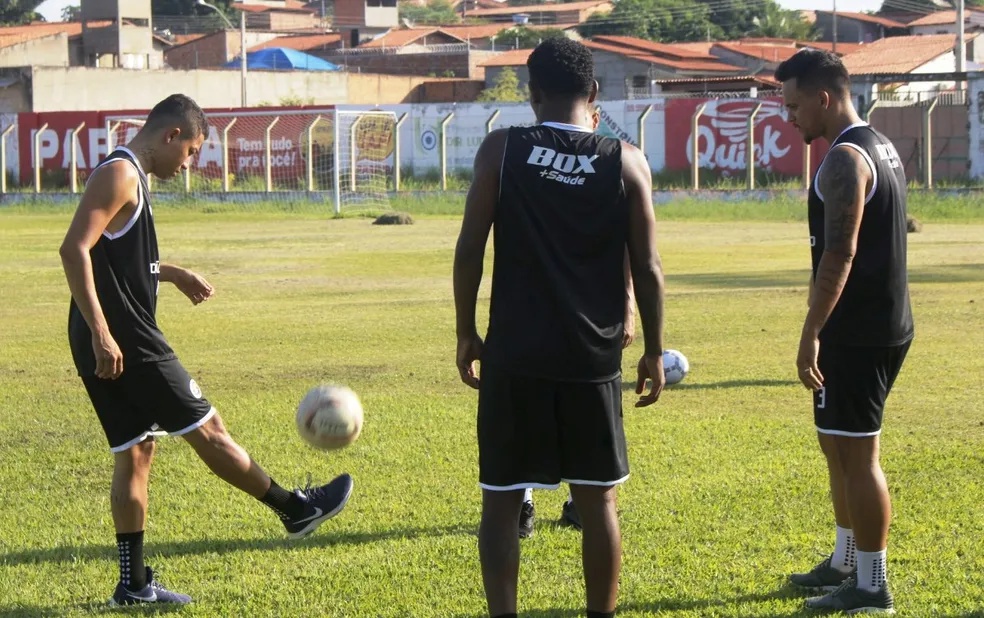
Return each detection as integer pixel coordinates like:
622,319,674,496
635,353,665,407
456,334,484,390
92,331,123,380
796,333,824,391
174,268,214,305
622,308,636,349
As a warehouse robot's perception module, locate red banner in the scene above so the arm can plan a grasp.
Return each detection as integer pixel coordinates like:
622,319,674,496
665,97,826,179
15,106,337,185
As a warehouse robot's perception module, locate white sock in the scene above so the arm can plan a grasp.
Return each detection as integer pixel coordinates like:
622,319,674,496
831,526,857,573
523,487,533,503
857,549,887,592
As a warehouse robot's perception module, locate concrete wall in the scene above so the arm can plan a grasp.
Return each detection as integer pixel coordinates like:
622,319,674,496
0,34,70,68
321,49,494,78
9,66,482,112
869,105,969,181
166,31,281,69
591,50,652,100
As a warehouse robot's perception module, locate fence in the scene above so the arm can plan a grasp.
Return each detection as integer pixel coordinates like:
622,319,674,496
0,91,978,198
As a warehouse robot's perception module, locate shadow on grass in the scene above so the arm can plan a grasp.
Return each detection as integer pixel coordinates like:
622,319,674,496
0,523,475,568
453,585,820,618
622,379,798,392
665,263,984,292
0,602,187,617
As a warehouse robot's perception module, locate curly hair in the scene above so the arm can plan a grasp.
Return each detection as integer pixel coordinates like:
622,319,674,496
526,37,595,98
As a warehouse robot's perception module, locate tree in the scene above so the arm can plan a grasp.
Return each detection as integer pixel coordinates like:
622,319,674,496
477,67,527,102
495,26,567,49
398,0,460,26
577,0,719,42
747,2,816,40
0,0,44,25
60,4,81,21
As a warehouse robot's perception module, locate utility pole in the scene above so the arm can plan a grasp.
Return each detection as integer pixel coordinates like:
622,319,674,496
832,0,838,55
957,0,966,75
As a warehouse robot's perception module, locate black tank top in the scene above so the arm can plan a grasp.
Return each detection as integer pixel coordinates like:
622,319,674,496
68,147,174,376
808,123,914,347
482,122,628,382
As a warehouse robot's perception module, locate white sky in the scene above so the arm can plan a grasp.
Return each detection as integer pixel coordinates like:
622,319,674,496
34,0,886,25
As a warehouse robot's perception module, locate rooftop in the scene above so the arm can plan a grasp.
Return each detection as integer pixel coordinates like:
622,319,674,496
840,33,974,74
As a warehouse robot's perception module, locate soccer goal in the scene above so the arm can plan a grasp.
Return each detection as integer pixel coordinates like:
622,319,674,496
104,108,399,215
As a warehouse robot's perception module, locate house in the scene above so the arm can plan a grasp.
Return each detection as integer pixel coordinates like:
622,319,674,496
708,38,863,73
233,0,321,31
841,33,982,105
439,23,581,50
813,11,907,44
463,0,612,25
907,9,984,36
250,32,342,53
582,35,745,99
0,18,167,69
334,0,399,48
319,27,496,78
478,47,533,90
165,29,286,68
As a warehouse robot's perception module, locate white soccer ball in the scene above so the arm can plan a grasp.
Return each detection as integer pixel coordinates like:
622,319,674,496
662,349,689,385
296,384,364,450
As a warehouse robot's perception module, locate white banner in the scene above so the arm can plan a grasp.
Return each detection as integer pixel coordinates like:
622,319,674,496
0,114,18,180
968,75,984,178
339,99,667,176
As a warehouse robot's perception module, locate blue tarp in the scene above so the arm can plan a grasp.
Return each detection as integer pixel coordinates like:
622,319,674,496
224,47,341,71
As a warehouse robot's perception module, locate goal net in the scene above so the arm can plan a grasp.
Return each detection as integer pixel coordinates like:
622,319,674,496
104,108,398,215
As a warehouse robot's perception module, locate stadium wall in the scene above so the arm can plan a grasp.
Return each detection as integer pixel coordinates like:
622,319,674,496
4,84,981,185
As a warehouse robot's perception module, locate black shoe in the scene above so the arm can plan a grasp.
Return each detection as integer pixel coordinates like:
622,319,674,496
560,500,582,530
790,554,854,592
518,500,535,539
109,567,192,606
282,473,354,539
805,576,896,614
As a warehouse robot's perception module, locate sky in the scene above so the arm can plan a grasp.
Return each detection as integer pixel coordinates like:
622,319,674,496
33,0,886,25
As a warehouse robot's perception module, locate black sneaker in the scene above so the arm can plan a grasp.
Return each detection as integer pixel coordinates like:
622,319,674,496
790,555,854,592
518,500,535,539
109,567,192,606
560,500,582,530
283,473,354,539
805,576,896,614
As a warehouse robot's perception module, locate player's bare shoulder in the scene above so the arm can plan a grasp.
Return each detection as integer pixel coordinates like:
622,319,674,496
80,158,142,232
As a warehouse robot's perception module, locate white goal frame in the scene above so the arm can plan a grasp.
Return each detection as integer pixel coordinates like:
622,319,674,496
103,108,399,214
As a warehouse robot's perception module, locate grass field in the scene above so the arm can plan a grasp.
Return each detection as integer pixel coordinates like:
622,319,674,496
0,195,982,618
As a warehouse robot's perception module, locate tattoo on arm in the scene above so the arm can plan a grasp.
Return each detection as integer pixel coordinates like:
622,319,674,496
819,147,866,258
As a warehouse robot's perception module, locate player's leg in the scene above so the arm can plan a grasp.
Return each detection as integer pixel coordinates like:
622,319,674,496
558,376,628,617
477,363,561,616
82,375,191,606
144,360,353,539
519,487,535,539
804,342,909,614
790,343,858,593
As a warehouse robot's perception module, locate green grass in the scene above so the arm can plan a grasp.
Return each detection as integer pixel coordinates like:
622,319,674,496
0,199,982,617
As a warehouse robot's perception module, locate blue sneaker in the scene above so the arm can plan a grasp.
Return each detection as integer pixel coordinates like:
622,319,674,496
282,473,354,539
109,567,192,606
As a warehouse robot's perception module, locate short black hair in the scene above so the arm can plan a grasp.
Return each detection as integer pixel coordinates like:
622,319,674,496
145,94,209,140
774,48,851,96
526,37,594,99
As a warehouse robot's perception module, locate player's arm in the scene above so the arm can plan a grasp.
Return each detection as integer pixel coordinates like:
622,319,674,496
622,142,666,406
58,163,138,380
160,263,214,306
797,146,868,389
622,248,636,349
453,129,507,388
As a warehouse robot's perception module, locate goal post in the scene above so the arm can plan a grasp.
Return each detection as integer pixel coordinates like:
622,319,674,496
102,108,399,215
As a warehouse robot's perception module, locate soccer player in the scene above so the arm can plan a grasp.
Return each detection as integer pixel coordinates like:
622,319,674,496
454,38,666,618
775,50,913,614
59,94,354,607
518,106,636,540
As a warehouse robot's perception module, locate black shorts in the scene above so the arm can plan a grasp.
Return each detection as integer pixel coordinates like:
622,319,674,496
81,359,215,453
477,362,629,491
813,340,911,437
